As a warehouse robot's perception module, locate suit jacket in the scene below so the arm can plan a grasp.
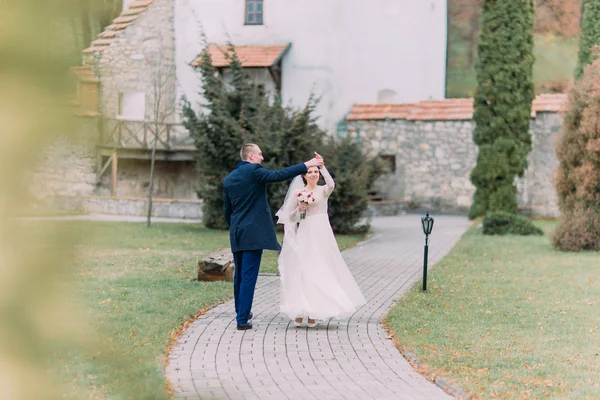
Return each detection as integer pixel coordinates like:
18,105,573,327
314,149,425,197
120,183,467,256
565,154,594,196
223,161,308,252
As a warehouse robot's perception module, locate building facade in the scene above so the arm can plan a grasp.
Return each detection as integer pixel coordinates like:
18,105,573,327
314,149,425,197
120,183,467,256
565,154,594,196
346,94,567,217
174,0,449,132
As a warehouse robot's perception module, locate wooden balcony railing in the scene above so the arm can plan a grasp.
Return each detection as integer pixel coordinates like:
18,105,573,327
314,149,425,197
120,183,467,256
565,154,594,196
101,118,193,150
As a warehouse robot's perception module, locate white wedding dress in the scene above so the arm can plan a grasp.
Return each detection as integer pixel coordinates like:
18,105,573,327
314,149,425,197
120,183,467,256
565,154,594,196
276,167,366,320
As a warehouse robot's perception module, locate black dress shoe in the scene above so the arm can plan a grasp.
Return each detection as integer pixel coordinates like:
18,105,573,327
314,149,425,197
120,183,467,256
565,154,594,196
237,323,252,330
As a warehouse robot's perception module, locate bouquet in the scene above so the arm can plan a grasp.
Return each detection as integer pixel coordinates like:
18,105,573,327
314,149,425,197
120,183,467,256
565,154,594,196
296,190,315,220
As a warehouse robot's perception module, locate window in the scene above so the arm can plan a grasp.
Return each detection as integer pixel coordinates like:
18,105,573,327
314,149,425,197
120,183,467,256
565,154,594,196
245,0,263,25
256,84,265,97
380,155,396,173
117,91,145,120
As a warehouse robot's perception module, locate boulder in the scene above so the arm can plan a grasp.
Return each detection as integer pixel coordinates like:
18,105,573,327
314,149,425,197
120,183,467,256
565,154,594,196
197,248,234,282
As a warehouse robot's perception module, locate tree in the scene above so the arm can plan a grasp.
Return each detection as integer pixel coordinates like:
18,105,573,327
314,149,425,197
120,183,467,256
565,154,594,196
76,0,123,50
449,0,483,68
182,46,264,229
447,0,579,73
575,0,600,80
536,0,581,37
146,39,176,227
320,138,384,233
469,0,536,220
182,45,382,232
552,55,600,251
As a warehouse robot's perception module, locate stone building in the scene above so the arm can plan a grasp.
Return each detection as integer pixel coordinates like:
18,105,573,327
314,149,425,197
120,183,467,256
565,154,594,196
346,93,567,217
33,0,202,218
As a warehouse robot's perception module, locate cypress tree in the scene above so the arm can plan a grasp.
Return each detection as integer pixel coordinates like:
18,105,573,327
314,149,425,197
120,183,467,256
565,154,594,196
575,0,600,80
468,0,536,220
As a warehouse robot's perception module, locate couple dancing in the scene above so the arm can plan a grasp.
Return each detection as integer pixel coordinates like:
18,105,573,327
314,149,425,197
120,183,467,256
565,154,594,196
223,143,366,330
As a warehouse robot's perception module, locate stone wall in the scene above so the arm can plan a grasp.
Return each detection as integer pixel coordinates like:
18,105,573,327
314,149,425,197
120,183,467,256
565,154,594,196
347,111,563,217
29,116,99,203
96,158,199,199
89,0,178,124
51,195,203,219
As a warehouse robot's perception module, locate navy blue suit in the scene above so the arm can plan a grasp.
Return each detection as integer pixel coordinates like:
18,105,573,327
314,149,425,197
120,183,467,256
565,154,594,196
223,161,308,325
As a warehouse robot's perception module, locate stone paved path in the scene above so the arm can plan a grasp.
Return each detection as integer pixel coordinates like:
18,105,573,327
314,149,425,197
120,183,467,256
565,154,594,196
166,215,472,400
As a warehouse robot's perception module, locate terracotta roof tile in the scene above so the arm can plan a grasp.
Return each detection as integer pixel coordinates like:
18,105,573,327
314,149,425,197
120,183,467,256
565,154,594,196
91,39,113,46
122,7,148,15
112,15,139,24
345,104,415,120
98,31,120,38
532,93,567,113
82,46,106,53
129,0,153,6
80,0,153,56
347,94,568,121
192,44,291,68
107,23,131,31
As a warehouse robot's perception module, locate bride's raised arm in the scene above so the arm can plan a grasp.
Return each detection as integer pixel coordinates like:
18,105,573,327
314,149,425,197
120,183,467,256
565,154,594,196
320,165,335,197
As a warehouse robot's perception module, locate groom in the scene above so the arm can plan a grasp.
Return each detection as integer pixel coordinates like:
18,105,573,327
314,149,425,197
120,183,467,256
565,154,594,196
223,143,323,330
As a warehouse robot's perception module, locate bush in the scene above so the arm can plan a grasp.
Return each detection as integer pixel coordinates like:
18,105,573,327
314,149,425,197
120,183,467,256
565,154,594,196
321,138,384,234
552,206,600,252
482,211,543,236
553,51,600,251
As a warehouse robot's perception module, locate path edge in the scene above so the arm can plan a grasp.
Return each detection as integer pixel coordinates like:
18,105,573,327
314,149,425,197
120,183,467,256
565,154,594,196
163,298,232,397
381,319,472,400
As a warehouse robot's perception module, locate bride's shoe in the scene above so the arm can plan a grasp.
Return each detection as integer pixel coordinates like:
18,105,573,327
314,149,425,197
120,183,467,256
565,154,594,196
294,317,303,327
307,317,317,328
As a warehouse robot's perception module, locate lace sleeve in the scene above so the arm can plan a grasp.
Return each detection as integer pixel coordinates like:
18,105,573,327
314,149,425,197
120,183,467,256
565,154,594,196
289,204,301,222
320,166,335,197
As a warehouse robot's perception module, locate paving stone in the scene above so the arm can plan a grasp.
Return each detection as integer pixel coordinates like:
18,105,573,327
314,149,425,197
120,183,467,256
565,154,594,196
165,215,470,399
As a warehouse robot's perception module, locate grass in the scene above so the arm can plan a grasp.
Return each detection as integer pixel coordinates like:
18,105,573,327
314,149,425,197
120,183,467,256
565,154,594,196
34,221,363,398
385,221,600,399
447,34,579,98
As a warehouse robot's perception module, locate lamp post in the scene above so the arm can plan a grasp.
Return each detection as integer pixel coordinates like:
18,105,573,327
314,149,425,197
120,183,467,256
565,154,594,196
421,212,435,291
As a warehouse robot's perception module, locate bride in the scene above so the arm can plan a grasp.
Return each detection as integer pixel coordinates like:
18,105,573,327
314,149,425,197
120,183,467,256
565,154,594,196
276,158,366,328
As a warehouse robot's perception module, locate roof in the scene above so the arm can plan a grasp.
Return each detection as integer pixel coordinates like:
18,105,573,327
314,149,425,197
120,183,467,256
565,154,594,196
82,0,154,53
346,93,568,121
191,44,291,68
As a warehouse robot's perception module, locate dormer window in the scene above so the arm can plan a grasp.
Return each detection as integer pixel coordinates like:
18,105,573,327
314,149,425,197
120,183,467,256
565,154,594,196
245,0,263,25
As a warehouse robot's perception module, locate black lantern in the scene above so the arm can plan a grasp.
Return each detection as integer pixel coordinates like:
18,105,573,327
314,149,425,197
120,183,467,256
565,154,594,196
420,212,435,291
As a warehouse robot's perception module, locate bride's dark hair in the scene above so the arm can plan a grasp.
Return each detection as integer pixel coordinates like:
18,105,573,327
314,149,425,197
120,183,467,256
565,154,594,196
302,166,321,185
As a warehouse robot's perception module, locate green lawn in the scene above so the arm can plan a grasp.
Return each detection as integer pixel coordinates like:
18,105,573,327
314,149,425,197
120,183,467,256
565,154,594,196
36,221,363,399
447,34,579,98
385,221,600,399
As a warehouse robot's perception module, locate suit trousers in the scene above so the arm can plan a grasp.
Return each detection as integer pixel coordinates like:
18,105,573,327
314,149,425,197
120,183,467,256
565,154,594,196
233,250,263,325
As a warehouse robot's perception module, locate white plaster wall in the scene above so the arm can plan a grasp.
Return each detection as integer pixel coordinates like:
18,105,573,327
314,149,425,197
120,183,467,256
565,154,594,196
123,0,136,12
175,0,447,132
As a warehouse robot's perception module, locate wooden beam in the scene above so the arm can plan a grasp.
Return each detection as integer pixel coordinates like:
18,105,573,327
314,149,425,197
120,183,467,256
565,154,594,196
111,150,118,196
268,66,282,95
97,155,113,179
